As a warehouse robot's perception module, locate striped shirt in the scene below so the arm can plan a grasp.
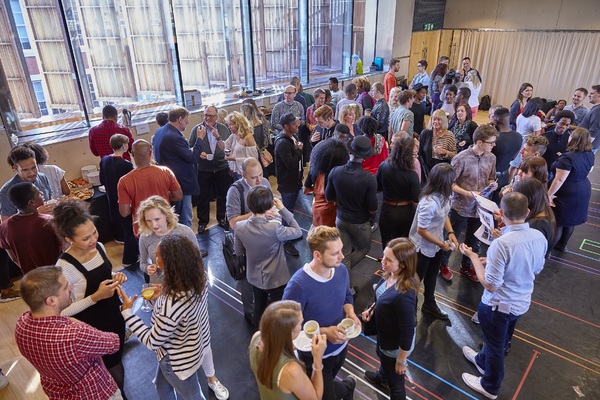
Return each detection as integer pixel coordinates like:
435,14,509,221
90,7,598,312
122,286,211,381
432,130,457,161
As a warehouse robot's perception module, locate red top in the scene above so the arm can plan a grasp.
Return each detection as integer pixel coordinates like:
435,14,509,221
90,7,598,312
15,313,120,400
362,135,389,175
88,120,134,160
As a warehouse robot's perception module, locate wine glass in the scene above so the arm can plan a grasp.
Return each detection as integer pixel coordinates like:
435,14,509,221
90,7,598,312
140,283,155,312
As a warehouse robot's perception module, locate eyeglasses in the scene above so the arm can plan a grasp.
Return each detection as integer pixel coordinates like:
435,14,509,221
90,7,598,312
284,92,295,95
483,141,496,146
204,114,217,118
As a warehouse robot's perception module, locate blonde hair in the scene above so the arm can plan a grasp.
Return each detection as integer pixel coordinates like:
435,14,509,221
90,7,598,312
217,109,228,124
389,87,402,105
428,109,449,131
240,103,262,127
466,70,481,89
307,226,340,254
352,76,371,92
339,104,356,124
136,196,179,236
225,111,254,140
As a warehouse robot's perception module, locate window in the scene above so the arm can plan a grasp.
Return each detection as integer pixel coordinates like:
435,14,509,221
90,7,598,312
309,0,352,77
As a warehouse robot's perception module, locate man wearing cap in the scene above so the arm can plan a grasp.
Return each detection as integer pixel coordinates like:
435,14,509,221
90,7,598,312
411,83,428,134
325,136,378,295
274,113,304,256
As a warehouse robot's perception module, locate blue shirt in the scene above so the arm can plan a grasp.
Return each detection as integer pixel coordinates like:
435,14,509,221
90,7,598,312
0,173,53,217
482,223,546,316
282,263,353,357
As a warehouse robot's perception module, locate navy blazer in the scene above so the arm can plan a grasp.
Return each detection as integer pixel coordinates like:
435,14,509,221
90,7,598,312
373,279,417,352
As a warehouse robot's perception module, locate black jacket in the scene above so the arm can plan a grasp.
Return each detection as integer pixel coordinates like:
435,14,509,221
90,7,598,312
274,132,303,193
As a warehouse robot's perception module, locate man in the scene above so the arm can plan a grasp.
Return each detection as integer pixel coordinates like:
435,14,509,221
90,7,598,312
371,82,390,140
0,183,62,274
311,105,338,146
460,192,546,400
461,56,482,83
271,85,306,130
329,77,346,105
0,146,54,302
282,226,358,400
491,108,522,194
438,125,497,285
88,105,134,161
325,136,377,293
225,158,274,322
410,83,428,135
117,139,183,239
507,135,549,182
298,82,315,109
307,88,327,135
15,266,123,400
189,106,232,233
389,90,416,137
155,112,169,127
152,106,204,228
543,110,575,168
579,84,600,152
410,60,430,89
384,58,400,101
439,55,450,66
564,87,589,126
455,86,471,108
274,113,304,256
335,83,362,119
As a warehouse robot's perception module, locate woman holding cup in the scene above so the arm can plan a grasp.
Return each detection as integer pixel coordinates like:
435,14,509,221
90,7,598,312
362,238,419,399
250,300,327,399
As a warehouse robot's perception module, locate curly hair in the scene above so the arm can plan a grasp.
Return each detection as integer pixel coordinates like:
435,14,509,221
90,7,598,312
137,195,179,236
357,115,378,138
308,138,349,182
7,146,35,167
158,235,206,298
225,111,254,139
352,76,371,93
389,131,415,171
52,198,94,238
22,142,49,165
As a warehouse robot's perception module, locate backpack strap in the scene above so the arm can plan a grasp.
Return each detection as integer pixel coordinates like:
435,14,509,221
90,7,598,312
233,180,245,215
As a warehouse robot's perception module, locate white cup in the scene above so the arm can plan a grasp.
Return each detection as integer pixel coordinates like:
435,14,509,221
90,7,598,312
206,154,214,161
339,318,355,335
303,320,320,338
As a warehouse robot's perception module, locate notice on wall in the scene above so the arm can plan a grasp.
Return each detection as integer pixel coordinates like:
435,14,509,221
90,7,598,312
135,123,150,135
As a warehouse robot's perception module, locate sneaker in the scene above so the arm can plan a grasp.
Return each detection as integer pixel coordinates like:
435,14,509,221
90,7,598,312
462,346,485,375
370,222,379,232
343,375,356,400
208,379,229,400
471,311,480,325
460,266,479,282
364,370,388,388
439,264,453,281
462,373,497,399
0,288,20,303
0,369,8,390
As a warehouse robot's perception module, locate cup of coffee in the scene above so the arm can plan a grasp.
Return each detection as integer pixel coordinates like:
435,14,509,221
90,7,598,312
339,318,355,335
303,320,320,338
206,153,214,161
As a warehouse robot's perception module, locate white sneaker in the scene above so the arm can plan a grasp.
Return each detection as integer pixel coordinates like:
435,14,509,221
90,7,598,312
462,346,485,375
208,379,229,400
0,369,8,390
462,373,497,399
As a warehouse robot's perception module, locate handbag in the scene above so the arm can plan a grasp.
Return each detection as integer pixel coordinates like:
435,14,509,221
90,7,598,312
259,147,273,168
222,231,246,280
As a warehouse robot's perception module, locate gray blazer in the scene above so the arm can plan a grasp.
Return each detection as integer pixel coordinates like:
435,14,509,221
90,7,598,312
234,208,302,290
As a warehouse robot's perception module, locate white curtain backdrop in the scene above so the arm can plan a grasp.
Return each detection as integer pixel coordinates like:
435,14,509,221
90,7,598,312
457,30,600,108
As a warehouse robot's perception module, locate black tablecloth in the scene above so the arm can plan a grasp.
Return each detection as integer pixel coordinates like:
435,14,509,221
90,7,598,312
87,187,113,243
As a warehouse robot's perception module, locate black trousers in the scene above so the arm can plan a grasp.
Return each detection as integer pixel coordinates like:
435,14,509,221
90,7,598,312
196,168,231,225
299,346,351,400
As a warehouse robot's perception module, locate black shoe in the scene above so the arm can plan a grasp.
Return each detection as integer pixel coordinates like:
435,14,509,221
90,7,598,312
343,376,356,400
200,249,208,258
284,242,299,257
364,370,387,388
218,218,229,231
198,224,207,234
421,303,449,320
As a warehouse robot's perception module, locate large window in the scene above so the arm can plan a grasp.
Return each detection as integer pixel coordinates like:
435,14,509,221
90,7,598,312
0,0,371,138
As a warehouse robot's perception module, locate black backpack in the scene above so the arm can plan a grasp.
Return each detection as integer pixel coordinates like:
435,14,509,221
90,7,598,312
479,95,491,111
222,181,246,280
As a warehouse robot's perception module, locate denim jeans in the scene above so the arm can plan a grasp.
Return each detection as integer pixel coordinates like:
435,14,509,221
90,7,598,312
299,346,350,400
336,218,372,281
439,209,481,267
475,303,521,396
377,348,406,400
155,355,206,400
174,195,193,228
280,190,299,227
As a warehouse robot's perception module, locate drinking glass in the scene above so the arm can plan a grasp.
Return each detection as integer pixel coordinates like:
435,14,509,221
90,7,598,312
140,283,155,312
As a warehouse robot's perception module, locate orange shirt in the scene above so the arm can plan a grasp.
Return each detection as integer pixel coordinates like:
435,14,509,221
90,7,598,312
384,72,397,101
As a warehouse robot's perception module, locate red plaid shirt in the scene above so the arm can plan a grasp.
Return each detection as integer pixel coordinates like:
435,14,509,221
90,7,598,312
15,312,120,400
88,120,134,161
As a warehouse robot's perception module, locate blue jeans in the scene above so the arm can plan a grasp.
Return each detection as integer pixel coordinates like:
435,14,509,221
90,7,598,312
174,195,193,228
336,218,372,280
475,303,521,396
155,355,206,400
439,209,480,268
280,190,299,227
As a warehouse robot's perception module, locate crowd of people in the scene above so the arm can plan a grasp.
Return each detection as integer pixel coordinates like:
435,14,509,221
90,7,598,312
0,54,597,400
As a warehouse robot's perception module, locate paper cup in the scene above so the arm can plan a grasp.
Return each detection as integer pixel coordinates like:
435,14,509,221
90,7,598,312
303,320,320,338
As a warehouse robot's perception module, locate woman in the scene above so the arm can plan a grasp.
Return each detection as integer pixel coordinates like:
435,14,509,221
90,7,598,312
500,156,549,197
545,99,567,124
359,115,389,175
516,98,543,139
429,63,448,111
510,83,534,129
304,139,349,227
448,104,477,153
362,238,419,399
119,236,213,400
224,111,259,180
234,186,302,327
513,177,555,248
388,87,402,120
408,164,458,320
376,131,420,250
339,104,362,137
418,110,456,177
53,199,128,398
548,127,594,251
463,70,482,115
136,196,230,399
22,141,70,197
240,102,271,151
353,76,374,112
249,300,327,400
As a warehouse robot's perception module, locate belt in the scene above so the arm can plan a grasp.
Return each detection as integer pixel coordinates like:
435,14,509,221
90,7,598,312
383,200,412,206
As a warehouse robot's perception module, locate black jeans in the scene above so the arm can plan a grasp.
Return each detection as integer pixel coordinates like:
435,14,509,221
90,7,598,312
120,214,139,265
251,284,285,328
439,209,481,267
196,168,231,225
553,225,575,250
299,346,350,400
379,203,416,251
377,347,407,400
416,250,442,305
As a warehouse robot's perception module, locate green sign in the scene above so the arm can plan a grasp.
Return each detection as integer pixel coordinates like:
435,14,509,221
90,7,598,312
424,23,434,31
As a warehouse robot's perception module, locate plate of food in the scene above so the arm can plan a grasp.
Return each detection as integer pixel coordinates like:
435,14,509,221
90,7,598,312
69,188,94,201
68,178,92,189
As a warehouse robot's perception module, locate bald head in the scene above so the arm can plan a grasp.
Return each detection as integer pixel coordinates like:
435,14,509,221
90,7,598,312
132,139,152,166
